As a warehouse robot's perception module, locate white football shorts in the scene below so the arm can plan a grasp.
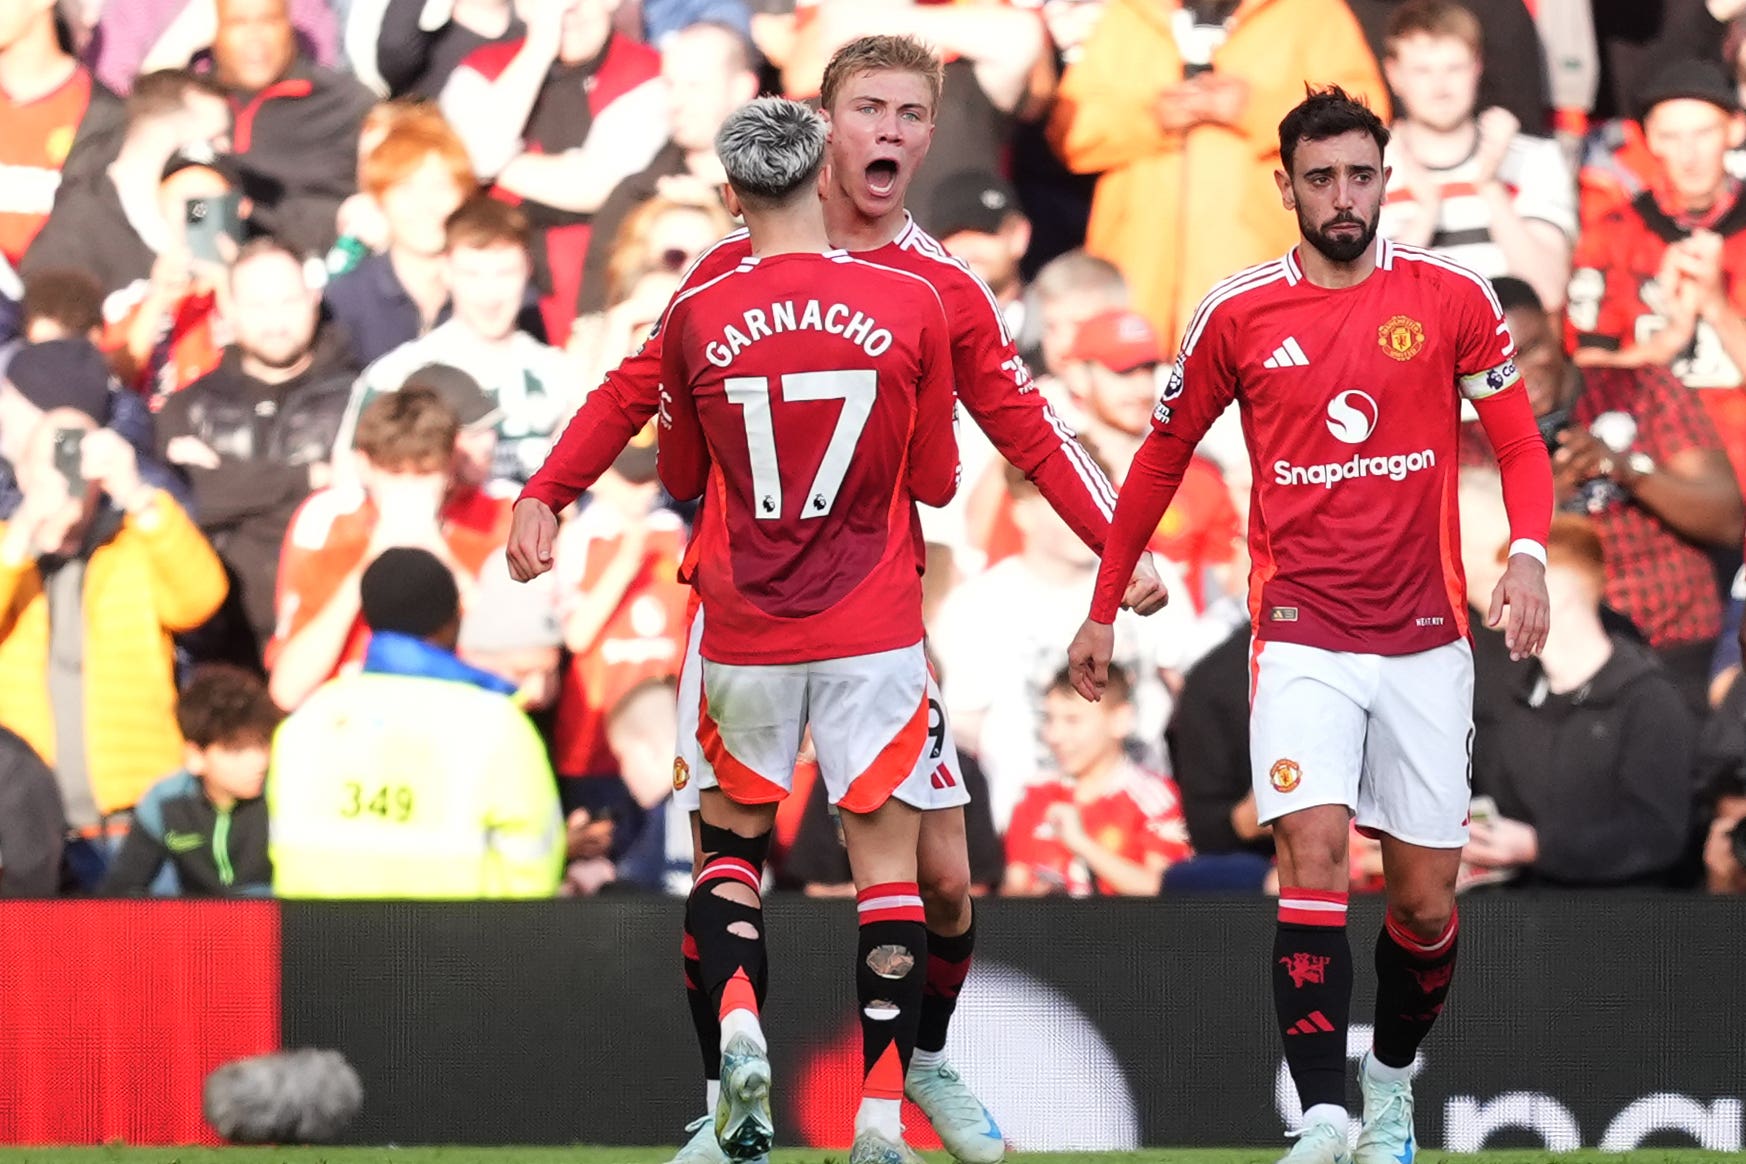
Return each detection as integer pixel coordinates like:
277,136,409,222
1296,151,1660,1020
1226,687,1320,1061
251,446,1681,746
673,625,968,814
1249,638,1474,848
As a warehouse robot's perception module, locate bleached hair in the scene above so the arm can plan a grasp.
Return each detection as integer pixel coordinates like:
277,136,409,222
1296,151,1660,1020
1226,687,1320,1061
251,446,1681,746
714,97,827,206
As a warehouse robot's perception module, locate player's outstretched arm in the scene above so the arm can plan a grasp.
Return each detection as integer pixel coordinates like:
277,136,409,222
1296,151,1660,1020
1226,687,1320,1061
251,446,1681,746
507,338,666,582
516,341,664,516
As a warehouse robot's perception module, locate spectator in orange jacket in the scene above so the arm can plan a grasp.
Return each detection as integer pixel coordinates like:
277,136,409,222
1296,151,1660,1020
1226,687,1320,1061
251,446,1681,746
1048,0,1389,351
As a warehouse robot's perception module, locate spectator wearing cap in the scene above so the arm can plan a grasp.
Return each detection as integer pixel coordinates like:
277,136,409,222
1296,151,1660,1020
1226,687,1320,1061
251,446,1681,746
1570,57,1746,484
0,320,188,521
22,70,232,302
266,383,507,710
440,0,668,344
573,20,758,322
0,0,116,270
267,545,563,899
1065,308,1241,617
156,238,356,666
551,430,690,789
1376,0,1575,311
1048,0,1388,350
335,197,573,487
202,0,375,257
927,169,1031,341
0,360,226,888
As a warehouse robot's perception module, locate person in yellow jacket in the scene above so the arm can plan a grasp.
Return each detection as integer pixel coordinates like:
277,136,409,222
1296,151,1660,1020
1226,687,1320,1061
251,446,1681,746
1048,0,1389,352
0,365,228,884
268,546,563,898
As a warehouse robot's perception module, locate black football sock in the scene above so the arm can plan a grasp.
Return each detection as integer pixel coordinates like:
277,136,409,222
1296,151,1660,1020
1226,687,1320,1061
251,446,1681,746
1275,888,1353,1118
1372,908,1459,1069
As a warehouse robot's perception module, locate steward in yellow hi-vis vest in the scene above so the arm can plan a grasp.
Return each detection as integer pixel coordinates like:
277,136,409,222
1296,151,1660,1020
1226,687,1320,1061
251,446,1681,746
267,547,562,899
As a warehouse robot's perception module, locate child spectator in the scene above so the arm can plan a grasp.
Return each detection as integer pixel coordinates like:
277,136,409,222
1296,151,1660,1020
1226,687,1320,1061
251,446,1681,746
101,665,280,897
1003,664,1193,897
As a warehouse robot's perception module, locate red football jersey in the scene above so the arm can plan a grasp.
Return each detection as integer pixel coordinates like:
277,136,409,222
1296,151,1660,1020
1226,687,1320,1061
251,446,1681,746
520,218,1115,553
1140,240,1520,655
1004,765,1193,897
657,250,958,665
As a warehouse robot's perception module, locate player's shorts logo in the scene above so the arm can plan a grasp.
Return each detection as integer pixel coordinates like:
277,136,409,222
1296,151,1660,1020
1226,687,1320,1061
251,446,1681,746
1378,314,1426,361
1325,389,1378,444
1269,758,1302,793
672,756,691,791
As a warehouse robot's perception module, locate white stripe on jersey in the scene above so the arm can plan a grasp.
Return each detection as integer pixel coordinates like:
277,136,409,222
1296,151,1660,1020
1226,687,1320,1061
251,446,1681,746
839,255,949,316
899,221,1015,346
1389,244,1508,325
1180,259,1292,357
1049,407,1117,519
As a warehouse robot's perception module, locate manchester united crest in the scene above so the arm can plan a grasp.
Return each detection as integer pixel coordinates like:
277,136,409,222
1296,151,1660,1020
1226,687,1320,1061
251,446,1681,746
1270,758,1303,794
1378,314,1426,361
672,756,691,791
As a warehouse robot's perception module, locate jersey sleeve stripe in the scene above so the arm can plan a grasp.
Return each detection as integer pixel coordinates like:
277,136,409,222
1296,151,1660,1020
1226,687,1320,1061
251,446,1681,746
843,256,950,315
1390,244,1507,319
900,226,1014,345
1180,261,1290,357
1048,407,1118,518
653,265,745,335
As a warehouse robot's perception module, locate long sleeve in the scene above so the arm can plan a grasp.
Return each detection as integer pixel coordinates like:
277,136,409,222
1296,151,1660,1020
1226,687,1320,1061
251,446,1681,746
939,266,1115,551
100,824,170,896
518,337,662,512
1472,386,1554,555
655,305,708,503
1090,430,1196,623
905,302,959,509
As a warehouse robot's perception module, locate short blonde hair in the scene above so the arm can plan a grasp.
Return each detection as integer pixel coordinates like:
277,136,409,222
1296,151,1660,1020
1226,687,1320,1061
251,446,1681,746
819,35,944,117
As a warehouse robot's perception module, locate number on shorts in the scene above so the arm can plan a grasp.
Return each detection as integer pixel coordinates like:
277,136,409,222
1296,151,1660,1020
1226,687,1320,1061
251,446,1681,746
724,370,876,521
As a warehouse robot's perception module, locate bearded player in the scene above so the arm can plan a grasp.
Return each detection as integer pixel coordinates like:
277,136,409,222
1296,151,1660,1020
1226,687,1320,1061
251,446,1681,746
508,35,1167,1164
1068,86,1553,1164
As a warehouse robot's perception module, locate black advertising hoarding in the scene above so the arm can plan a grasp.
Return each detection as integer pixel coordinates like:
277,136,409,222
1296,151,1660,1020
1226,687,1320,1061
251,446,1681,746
279,895,1746,1152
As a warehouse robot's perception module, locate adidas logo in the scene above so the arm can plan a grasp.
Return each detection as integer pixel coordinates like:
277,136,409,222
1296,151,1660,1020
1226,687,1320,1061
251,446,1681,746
1286,1010,1336,1036
1264,337,1310,369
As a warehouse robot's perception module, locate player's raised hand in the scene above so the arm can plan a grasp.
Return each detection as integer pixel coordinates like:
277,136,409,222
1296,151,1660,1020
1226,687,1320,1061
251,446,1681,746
507,497,559,582
1067,618,1115,702
1487,553,1549,661
1121,552,1171,615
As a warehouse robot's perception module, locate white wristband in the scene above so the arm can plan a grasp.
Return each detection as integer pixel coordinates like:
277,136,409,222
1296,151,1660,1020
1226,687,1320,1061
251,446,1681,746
1508,538,1547,566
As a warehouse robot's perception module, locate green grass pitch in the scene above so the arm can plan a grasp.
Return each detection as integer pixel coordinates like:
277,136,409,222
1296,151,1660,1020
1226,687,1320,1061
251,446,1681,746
0,1149,1736,1163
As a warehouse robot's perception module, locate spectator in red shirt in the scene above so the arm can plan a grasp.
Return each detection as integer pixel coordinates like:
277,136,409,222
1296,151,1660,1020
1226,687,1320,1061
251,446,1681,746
0,0,111,268
1569,58,1746,480
265,378,507,709
1472,276,1744,713
1003,663,1193,897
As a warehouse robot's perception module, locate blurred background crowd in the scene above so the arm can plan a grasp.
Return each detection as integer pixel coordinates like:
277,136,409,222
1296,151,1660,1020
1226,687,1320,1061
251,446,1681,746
2,0,1746,904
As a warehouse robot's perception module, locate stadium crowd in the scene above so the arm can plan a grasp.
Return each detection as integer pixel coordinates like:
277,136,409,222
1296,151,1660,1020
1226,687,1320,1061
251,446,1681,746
1,0,1745,902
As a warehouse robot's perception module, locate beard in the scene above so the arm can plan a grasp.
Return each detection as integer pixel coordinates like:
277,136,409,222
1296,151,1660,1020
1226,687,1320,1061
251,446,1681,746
1299,205,1379,264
